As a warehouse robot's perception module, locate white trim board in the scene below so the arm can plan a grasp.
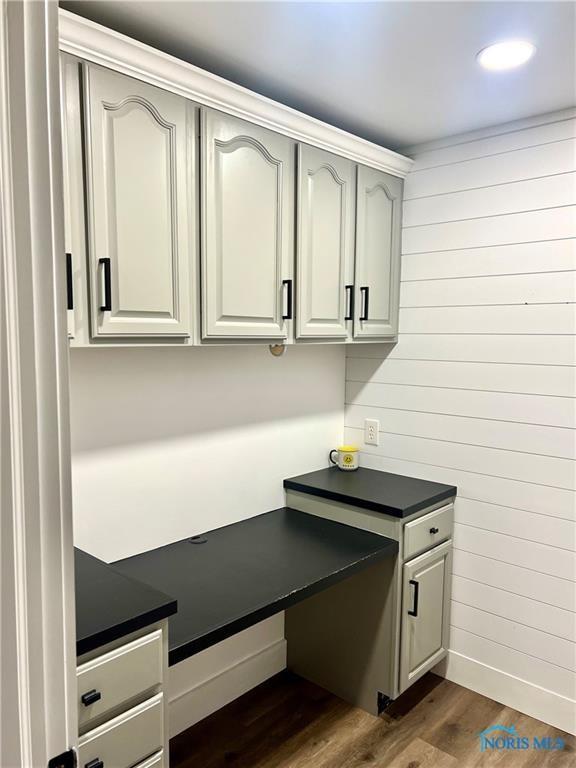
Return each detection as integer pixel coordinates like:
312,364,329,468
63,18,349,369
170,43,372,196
58,9,412,178
435,651,576,736
168,638,287,737
401,107,576,156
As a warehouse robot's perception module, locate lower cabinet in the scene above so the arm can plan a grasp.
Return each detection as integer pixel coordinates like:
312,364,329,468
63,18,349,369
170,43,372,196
76,623,168,768
399,539,452,694
77,694,164,768
285,490,454,715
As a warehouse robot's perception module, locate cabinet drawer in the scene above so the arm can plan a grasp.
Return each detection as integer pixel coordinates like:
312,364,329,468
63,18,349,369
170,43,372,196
77,693,163,768
403,504,453,561
77,629,162,728
135,749,164,768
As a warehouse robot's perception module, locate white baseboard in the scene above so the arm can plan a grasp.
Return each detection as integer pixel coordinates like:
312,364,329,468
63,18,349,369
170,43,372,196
435,651,576,736
168,638,287,737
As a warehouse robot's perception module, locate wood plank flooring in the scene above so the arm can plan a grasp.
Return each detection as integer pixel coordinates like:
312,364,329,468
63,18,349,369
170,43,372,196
170,671,574,768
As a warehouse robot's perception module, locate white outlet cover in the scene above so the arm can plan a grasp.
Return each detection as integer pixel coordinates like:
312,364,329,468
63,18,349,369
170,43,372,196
364,418,380,446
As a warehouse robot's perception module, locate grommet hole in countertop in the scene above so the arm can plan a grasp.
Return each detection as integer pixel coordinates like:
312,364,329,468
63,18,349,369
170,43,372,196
189,536,208,544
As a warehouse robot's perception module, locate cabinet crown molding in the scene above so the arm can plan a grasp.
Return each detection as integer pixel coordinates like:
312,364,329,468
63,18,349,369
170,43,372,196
59,9,413,178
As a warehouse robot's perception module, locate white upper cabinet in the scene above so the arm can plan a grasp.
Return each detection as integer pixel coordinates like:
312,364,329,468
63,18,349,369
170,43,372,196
83,64,194,338
354,166,403,338
296,145,355,339
201,109,294,339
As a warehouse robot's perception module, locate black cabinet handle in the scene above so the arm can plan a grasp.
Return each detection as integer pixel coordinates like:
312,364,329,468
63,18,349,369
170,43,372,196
345,285,354,321
282,279,293,320
65,252,73,310
408,579,419,617
360,286,369,321
99,258,112,312
430,527,439,534
81,689,101,707
85,759,104,768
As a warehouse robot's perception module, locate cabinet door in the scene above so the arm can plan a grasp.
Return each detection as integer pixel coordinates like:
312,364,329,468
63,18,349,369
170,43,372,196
354,166,402,338
296,145,354,339
399,540,452,694
202,109,294,339
84,64,193,338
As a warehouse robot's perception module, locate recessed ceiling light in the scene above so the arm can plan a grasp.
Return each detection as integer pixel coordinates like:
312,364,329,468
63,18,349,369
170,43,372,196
477,40,536,71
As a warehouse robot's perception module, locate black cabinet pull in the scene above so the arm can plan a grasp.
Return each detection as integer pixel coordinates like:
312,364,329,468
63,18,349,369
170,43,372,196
85,759,104,768
81,689,101,707
282,279,293,320
430,527,439,534
345,285,354,321
65,252,74,310
99,258,112,312
360,286,369,321
408,579,419,617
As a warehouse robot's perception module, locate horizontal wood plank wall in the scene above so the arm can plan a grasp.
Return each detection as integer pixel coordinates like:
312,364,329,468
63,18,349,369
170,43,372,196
345,111,576,734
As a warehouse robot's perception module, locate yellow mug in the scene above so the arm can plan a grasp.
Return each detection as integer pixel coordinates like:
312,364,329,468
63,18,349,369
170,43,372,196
329,445,359,471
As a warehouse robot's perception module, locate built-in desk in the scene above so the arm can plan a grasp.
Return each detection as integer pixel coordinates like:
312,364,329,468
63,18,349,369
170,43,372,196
113,507,398,666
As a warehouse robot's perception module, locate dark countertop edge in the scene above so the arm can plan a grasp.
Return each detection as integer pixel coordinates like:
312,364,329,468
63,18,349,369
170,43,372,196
168,535,398,666
283,479,456,518
77,598,178,658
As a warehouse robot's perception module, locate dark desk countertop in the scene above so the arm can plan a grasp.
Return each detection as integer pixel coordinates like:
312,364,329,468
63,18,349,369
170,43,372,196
284,467,457,518
75,548,177,657
113,507,398,666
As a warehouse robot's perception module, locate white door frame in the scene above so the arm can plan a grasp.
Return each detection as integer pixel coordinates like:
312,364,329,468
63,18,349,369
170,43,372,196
1,1,77,766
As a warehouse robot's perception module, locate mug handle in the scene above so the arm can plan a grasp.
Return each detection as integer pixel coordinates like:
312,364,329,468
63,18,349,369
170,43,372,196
329,449,338,465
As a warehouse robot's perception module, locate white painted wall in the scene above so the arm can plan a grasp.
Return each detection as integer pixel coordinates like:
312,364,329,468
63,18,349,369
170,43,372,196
69,343,344,733
346,110,576,734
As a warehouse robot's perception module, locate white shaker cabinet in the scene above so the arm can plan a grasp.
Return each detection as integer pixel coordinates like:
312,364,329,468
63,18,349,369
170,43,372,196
354,166,403,338
201,109,295,339
83,64,194,338
296,145,355,339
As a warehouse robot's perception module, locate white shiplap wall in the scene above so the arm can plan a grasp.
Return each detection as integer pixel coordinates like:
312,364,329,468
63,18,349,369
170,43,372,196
345,110,576,734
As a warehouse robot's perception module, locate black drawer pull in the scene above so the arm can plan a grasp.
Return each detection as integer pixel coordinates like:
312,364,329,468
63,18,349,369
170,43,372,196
360,286,369,321
430,527,439,534
345,285,354,321
99,257,112,312
282,279,293,320
65,252,74,310
85,759,104,768
408,579,419,617
81,689,101,707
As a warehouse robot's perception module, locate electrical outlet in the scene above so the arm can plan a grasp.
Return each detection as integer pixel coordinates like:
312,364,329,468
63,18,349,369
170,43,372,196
364,418,380,446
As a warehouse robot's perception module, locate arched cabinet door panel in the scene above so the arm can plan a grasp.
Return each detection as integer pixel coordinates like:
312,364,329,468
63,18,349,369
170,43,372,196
201,109,294,339
296,145,355,339
84,64,194,338
354,166,403,339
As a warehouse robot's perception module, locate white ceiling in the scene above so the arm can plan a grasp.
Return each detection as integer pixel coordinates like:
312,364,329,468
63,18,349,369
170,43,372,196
60,1,576,150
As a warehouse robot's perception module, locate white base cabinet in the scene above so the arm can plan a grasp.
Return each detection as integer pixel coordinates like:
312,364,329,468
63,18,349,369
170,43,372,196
76,622,169,768
285,491,455,714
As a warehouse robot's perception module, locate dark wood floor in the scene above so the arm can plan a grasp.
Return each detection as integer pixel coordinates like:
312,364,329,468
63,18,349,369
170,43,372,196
170,671,574,767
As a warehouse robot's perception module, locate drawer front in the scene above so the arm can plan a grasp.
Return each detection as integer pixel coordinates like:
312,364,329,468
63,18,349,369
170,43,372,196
135,749,164,768
403,504,453,561
78,629,162,728
78,693,163,768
